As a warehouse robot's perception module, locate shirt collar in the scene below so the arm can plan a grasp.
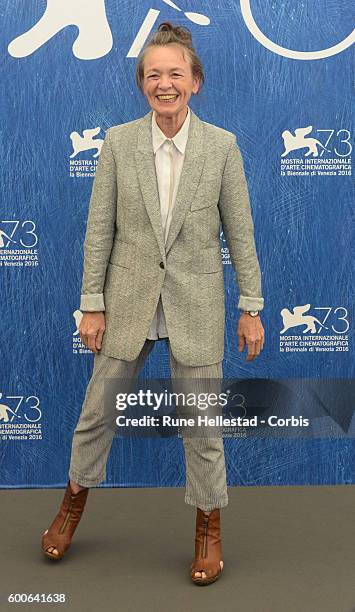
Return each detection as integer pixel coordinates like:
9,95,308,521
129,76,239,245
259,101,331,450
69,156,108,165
152,106,190,154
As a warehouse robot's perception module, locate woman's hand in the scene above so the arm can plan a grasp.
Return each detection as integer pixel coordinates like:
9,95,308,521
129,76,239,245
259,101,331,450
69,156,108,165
237,313,265,361
79,312,106,353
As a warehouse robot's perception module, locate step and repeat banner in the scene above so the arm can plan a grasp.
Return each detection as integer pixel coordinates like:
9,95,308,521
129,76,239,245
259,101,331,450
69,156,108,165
1,1,354,488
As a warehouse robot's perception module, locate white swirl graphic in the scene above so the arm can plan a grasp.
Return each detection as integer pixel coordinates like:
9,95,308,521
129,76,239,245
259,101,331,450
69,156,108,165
240,0,355,60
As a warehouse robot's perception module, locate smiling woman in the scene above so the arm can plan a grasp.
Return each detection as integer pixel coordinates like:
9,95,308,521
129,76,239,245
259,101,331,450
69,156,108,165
41,17,265,590
135,21,204,137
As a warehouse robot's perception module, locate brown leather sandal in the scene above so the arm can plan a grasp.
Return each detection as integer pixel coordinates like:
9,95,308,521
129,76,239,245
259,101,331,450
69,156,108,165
190,508,224,586
41,480,89,560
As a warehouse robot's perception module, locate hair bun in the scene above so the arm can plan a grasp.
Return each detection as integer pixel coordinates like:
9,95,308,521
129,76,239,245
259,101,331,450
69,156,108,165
158,22,173,32
157,21,192,44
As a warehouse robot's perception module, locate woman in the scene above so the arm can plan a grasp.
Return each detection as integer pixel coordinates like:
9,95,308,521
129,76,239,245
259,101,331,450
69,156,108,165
41,21,265,586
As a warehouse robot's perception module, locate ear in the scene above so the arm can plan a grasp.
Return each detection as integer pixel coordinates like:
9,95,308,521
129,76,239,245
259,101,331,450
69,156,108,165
192,75,201,94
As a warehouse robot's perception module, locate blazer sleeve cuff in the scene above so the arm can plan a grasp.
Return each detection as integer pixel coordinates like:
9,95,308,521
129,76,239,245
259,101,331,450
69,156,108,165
238,295,264,311
80,293,105,312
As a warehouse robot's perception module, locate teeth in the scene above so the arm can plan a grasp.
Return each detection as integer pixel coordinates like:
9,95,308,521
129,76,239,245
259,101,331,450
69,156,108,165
157,95,177,100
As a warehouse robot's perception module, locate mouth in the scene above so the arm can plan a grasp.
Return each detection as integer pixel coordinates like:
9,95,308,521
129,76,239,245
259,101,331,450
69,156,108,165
156,94,179,104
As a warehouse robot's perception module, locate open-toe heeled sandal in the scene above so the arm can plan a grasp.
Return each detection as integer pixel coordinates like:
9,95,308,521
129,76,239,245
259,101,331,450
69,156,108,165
41,480,89,560
190,508,224,586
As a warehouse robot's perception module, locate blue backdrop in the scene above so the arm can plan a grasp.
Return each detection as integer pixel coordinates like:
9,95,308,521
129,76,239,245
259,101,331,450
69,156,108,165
0,0,354,488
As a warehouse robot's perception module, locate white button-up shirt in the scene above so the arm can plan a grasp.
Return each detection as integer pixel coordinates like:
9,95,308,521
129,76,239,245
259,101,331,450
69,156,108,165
146,106,191,340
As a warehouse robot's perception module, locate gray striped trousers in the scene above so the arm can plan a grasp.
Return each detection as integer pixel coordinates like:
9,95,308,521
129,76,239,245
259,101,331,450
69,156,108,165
69,339,228,511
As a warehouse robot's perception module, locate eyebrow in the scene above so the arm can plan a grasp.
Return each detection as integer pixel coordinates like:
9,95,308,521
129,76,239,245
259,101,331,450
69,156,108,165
145,67,186,74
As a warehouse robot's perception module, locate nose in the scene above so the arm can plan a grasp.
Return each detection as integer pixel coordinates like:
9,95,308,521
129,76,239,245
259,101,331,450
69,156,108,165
157,74,173,90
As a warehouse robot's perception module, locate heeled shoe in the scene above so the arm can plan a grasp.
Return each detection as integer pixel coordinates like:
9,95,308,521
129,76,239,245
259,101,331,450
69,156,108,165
190,507,224,586
41,480,89,560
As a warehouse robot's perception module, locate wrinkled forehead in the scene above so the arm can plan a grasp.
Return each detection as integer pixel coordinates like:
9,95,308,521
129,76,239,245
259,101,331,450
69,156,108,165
143,44,191,72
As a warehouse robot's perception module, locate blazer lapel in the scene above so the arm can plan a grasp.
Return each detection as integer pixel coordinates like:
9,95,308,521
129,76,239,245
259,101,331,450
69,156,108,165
135,107,206,259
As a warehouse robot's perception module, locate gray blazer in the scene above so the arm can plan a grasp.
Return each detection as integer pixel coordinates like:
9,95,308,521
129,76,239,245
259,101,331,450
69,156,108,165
80,108,264,366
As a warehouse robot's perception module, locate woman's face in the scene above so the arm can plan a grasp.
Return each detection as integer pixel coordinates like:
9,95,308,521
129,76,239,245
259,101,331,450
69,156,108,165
142,44,200,119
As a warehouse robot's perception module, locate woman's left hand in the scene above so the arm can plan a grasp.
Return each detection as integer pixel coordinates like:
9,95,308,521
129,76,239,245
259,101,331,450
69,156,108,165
237,313,265,361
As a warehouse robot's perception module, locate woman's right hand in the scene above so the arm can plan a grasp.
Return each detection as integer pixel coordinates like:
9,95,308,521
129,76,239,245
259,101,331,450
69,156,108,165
79,312,106,353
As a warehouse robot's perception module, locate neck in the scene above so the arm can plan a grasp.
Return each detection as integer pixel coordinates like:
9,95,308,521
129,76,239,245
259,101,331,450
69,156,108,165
155,106,188,138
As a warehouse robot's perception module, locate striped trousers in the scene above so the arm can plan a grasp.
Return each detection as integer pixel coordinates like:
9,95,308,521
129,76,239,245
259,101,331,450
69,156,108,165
69,339,228,511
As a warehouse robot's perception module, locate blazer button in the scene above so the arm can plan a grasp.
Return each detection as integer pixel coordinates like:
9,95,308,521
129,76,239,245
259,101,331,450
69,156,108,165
159,262,165,269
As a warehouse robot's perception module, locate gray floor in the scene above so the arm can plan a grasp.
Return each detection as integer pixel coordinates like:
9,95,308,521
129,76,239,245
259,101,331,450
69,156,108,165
0,485,354,612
